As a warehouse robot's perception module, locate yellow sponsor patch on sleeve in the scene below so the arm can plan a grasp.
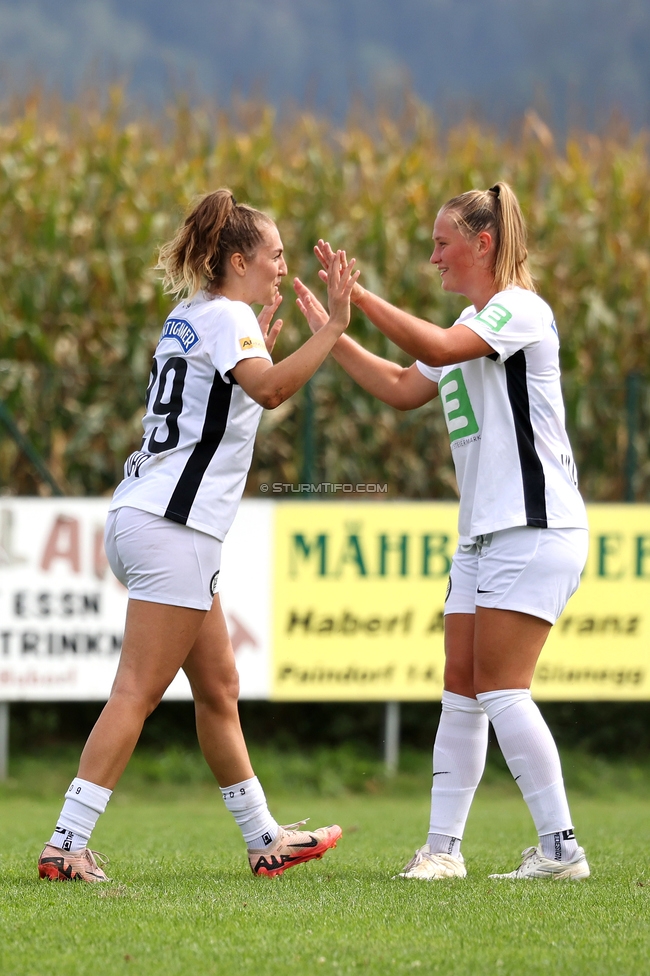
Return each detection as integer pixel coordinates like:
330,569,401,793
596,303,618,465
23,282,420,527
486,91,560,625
239,336,266,351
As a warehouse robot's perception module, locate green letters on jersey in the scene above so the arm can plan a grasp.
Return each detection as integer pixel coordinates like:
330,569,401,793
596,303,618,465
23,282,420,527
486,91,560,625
474,303,512,332
439,368,479,443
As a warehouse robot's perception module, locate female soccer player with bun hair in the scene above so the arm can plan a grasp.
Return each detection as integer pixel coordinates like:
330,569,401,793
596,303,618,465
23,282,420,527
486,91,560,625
38,189,358,882
295,182,591,880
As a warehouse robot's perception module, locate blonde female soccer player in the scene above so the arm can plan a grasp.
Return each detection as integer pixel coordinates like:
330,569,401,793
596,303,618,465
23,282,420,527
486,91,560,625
294,182,590,880
39,189,359,882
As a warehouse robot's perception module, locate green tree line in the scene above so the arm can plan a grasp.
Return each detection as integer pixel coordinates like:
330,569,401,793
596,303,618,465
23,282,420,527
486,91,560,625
0,92,648,500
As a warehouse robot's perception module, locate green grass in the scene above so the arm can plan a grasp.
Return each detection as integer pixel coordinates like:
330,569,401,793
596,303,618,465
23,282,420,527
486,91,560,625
0,756,649,976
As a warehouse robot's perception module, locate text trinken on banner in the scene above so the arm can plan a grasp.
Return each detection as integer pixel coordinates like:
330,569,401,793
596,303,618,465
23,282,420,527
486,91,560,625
0,499,271,701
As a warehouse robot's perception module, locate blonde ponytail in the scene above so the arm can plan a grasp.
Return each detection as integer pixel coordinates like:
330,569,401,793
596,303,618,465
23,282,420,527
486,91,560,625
441,182,535,293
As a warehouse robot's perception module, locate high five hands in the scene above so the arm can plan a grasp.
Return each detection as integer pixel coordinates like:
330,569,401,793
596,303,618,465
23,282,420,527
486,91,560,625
294,242,361,334
325,249,360,332
314,240,365,304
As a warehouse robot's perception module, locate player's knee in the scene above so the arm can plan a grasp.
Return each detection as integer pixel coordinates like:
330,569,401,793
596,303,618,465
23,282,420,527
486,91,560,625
110,684,164,717
219,665,240,705
195,665,240,712
444,663,475,698
472,663,504,696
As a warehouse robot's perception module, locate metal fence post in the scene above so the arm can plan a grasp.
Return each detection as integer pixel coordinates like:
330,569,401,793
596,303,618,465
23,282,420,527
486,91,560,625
0,702,9,781
624,371,642,502
384,701,400,776
300,379,316,489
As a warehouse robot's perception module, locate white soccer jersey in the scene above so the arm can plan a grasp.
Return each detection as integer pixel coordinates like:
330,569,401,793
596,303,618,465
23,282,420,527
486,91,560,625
109,293,272,540
417,287,588,544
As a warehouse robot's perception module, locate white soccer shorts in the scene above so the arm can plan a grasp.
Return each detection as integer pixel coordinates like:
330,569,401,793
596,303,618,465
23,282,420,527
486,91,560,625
105,506,222,611
444,526,589,624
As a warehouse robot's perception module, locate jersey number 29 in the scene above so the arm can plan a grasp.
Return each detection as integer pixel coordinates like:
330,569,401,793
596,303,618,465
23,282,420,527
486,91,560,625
144,357,188,454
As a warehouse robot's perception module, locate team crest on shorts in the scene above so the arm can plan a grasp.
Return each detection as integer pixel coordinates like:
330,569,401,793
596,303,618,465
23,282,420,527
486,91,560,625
210,571,220,596
445,577,452,602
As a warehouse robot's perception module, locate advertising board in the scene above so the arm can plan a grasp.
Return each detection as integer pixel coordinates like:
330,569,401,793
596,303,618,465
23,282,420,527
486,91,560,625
0,499,271,700
270,502,650,701
0,499,647,701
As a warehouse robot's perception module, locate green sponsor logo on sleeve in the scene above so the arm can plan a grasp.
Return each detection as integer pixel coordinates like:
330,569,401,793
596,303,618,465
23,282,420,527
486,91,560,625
474,303,512,332
439,368,479,443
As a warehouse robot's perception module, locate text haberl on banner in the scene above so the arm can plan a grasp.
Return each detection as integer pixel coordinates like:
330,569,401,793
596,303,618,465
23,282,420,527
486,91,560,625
271,502,650,701
0,499,647,702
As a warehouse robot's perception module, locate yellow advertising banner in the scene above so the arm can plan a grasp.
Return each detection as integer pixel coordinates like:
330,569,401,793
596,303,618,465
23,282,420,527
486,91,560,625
535,504,650,700
270,502,650,701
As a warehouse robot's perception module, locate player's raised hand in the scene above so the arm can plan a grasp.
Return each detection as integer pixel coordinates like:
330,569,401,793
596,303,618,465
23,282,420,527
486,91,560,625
314,239,337,274
315,239,365,304
257,293,284,353
327,250,360,332
294,277,329,334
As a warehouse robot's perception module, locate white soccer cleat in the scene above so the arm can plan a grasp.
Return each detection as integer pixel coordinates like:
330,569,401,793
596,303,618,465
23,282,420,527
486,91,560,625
489,845,590,880
395,844,467,880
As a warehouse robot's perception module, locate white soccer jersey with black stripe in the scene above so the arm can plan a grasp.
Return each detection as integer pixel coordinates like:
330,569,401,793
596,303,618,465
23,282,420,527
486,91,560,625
109,293,272,540
417,287,588,544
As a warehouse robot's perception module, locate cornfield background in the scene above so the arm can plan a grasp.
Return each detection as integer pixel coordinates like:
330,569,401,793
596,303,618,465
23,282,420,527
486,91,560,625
0,90,648,501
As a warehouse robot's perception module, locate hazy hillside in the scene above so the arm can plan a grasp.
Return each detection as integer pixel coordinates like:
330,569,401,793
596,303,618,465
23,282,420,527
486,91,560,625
0,0,649,128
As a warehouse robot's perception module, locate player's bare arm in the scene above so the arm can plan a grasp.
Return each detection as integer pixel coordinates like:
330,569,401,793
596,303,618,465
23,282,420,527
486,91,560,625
314,239,494,367
294,276,438,410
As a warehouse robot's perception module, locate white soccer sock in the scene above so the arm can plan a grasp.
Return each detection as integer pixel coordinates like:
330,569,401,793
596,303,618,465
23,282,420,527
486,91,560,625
49,777,112,852
539,828,579,861
476,689,578,860
220,776,279,849
427,691,489,856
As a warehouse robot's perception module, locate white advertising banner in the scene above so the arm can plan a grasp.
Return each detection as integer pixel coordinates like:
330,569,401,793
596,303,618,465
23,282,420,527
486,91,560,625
3,498,649,703
0,499,272,701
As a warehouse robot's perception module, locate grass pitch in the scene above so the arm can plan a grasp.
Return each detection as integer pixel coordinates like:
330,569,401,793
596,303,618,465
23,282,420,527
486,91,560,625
0,762,648,976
